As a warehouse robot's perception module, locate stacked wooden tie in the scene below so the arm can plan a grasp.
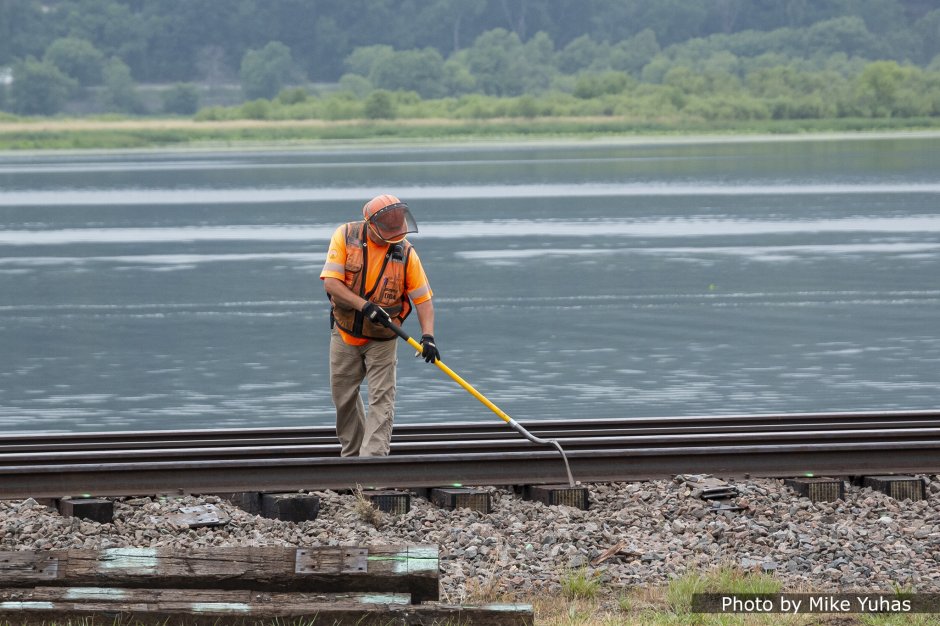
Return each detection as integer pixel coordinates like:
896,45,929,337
0,546,532,625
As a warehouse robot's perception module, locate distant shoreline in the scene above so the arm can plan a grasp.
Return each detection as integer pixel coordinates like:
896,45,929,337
1,116,939,152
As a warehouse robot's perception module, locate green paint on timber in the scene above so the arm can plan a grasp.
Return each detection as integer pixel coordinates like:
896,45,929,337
368,547,438,574
99,547,158,573
358,594,411,605
191,602,252,613
64,588,128,600
0,602,55,610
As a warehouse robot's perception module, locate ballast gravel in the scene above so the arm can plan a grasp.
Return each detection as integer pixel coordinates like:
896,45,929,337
2,475,939,603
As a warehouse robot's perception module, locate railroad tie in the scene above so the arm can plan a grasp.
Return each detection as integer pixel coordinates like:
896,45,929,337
784,478,846,503
0,546,534,624
861,475,925,501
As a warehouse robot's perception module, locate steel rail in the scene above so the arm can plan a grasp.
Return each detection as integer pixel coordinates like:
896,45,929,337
3,427,940,465
2,411,938,499
1,440,939,499
2,410,939,452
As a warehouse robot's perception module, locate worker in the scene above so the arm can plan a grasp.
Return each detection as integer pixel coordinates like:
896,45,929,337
320,194,439,457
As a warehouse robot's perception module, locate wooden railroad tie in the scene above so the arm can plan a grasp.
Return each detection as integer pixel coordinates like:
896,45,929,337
56,497,114,524
0,546,533,624
430,487,493,514
220,491,322,521
0,546,439,603
261,492,321,522
861,475,925,501
364,489,412,515
522,484,590,510
0,587,532,625
784,477,845,502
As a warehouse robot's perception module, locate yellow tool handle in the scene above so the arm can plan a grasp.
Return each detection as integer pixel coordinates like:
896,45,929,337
405,336,512,424
400,328,575,486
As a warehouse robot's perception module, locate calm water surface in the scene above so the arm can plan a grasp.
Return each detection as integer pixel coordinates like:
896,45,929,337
1,136,938,433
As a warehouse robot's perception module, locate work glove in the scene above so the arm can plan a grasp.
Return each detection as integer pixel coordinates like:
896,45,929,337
362,302,392,328
418,334,440,363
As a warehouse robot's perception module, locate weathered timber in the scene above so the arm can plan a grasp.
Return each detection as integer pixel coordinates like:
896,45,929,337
365,489,411,515
219,491,263,515
0,587,533,625
862,475,925,501
523,484,589,509
0,553,59,582
260,492,320,522
57,497,113,523
431,487,492,513
784,477,845,502
0,546,439,603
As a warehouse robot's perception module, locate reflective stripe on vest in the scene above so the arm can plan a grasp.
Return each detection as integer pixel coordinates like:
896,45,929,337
331,221,413,341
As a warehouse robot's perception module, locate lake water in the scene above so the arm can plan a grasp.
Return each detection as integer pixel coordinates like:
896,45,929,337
1,135,939,433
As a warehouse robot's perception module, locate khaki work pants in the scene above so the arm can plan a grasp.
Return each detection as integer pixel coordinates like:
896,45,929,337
329,329,398,457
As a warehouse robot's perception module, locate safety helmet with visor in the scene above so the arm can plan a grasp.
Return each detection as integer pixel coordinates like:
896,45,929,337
362,194,418,244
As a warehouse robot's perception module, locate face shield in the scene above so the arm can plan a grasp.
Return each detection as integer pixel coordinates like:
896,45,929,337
367,202,418,244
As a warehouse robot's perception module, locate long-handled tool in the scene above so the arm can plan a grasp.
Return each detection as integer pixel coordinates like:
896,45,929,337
387,323,576,487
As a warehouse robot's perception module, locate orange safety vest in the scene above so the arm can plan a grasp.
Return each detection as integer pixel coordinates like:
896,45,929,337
330,221,413,341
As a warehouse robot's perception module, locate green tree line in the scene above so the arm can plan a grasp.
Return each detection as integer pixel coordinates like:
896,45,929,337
1,0,939,121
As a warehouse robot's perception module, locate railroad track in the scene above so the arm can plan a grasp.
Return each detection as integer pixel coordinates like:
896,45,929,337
1,410,939,499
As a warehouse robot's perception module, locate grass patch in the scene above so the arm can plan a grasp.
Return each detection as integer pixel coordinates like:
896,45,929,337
351,484,384,528
1,116,939,150
530,564,919,625
562,567,603,600
666,565,782,614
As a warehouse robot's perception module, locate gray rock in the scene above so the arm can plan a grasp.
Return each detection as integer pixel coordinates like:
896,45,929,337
0,476,937,603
